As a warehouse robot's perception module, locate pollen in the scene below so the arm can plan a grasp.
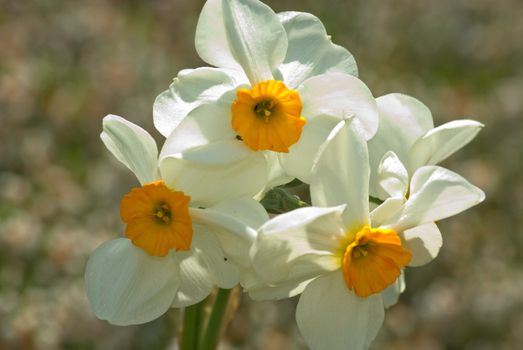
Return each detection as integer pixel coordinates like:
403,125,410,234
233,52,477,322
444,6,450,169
341,226,412,298
231,80,306,153
120,180,193,257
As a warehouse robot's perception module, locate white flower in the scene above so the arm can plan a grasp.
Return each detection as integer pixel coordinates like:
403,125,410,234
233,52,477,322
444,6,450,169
154,0,379,190
85,115,268,325
249,119,484,350
366,94,482,272
368,93,484,200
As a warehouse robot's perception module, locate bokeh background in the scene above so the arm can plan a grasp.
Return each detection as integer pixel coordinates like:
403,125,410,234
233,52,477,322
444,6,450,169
1,0,522,349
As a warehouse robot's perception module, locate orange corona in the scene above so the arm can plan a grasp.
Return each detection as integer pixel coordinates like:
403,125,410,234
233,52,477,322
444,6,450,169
120,181,193,257
341,226,412,298
231,80,306,152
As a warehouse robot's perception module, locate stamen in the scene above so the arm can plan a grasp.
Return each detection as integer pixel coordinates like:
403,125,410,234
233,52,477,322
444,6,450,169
254,100,275,121
153,202,172,224
352,245,369,258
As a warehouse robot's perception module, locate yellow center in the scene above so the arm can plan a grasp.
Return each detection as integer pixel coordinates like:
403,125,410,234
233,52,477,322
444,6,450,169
120,180,193,257
231,80,306,153
341,226,412,298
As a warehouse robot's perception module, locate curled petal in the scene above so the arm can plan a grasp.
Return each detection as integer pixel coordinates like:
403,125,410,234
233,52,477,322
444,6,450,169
101,115,159,185
368,94,434,197
385,166,485,231
376,151,409,200
407,119,484,173
402,223,443,267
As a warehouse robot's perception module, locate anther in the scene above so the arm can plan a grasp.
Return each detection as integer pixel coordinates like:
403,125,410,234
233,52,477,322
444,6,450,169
254,100,275,120
353,245,369,259
154,202,172,224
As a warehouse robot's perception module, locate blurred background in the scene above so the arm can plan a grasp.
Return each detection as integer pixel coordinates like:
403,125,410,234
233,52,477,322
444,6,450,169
1,0,522,349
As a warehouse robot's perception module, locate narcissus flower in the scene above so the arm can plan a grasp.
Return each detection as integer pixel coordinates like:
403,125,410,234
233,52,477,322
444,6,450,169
154,0,379,189
368,93,484,200
85,115,268,325
249,119,484,350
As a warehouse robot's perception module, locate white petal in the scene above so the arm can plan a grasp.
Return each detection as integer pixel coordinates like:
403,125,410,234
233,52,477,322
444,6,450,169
159,154,267,207
369,93,434,159
192,224,240,289
196,0,287,84
159,103,235,161
243,270,314,301
296,271,385,350
277,11,358,88
299,73,379,140
407,119,484,173
190,207,258,268
153,67,243,137
368,94,434,197
166,139,255,166
370,197,405,228
100,115,159,185
171,248,214,308
311,120,370,232
386,166,485,231
260,151,294,193
279,114,340,183
195,0,242,71
251,206,345,284
376,151,409,199
402,223,443,267
209,197,269,230
381,272,406,309
159,102,260,166
85,239,179,325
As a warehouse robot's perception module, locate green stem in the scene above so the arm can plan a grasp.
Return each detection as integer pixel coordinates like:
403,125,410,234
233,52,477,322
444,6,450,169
199,288,231,350
180,298,205,350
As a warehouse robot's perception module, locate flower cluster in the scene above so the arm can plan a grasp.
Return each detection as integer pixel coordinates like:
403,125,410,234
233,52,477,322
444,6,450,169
85,0,485,349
